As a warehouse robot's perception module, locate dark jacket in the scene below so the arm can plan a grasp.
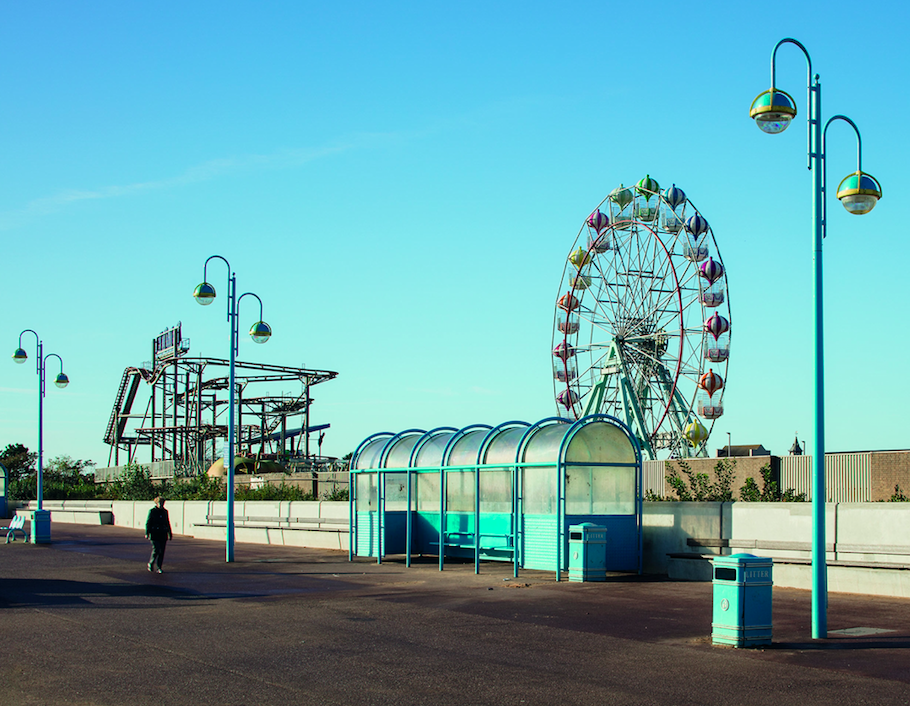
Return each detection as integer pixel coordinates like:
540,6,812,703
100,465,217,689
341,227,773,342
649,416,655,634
145,506,172,541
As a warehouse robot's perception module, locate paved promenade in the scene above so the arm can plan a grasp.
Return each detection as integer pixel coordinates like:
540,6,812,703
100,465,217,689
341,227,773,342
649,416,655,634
2,524,909,705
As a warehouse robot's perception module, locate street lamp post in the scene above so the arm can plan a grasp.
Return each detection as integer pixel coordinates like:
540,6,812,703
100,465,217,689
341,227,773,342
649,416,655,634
12,330,69,543
750,38,882,639
194,255,272,562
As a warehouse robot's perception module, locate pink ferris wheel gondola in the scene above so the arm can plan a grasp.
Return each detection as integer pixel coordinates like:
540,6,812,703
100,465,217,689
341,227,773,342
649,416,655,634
705,313,730,339
699,257,725,283
587,210,610,232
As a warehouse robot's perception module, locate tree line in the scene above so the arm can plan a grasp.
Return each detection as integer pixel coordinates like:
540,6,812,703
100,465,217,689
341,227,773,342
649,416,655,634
0,443,348,502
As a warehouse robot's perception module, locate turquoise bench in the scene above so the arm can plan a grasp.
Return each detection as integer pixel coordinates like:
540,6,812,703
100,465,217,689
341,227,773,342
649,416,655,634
3,515,29,543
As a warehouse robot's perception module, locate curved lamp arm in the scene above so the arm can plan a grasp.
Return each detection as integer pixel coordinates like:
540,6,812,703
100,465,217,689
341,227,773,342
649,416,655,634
15,329,41,374
42,352,64,372
238,292,265,321
821,115,862,237
202,254,231,282
771,37,814,169
17,329,39,349
201,255,234,322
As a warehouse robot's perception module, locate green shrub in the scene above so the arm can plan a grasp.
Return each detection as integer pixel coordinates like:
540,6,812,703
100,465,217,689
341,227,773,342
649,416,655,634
235,483,314,501
665,458,735,502
321,486,349,501
102,463,160,501
739,463,807,502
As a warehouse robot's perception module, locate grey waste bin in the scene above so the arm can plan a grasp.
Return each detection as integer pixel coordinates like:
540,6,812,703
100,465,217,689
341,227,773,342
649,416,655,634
568,523,607,582
712,553,772,647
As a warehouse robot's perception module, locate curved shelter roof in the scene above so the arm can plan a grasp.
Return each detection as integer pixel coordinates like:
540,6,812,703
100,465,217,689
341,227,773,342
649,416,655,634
352,415,641,471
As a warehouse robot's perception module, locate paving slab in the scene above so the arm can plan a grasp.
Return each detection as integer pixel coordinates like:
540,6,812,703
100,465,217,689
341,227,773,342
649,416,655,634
1,524,909,705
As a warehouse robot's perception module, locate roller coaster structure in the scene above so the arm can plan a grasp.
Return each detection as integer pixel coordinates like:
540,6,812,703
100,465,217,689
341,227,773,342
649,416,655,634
103,351,338,474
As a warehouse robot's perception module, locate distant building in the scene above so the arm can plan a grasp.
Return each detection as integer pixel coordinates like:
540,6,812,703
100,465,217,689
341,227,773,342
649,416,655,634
789,436,804,456
716,444,771,458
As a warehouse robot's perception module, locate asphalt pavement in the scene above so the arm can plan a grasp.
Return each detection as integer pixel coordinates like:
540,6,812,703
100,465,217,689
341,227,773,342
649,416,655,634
1,523,909,706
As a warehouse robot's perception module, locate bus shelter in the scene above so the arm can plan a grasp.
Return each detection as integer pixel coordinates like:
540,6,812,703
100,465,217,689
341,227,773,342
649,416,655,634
349,414,642,579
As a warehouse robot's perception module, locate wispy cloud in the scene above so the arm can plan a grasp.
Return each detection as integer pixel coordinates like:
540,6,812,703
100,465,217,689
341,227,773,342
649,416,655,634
0,139,365,230
0,96,532,231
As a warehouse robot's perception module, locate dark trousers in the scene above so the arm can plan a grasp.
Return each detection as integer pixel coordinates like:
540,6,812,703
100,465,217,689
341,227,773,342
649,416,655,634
148,538,168,568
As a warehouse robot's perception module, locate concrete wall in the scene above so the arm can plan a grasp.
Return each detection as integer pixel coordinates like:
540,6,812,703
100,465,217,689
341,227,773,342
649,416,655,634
114,499,351,551
15,498,910,597
642,501,727,574
16,499,350,552
645,501,910,598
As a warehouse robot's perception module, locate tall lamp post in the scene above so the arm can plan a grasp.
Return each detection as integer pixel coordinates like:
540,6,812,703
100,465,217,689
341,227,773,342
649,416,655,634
193,255,272,562
12,330,70,543
750,38,882,639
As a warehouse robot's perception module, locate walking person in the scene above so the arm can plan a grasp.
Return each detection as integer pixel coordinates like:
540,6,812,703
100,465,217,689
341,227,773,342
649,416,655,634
145,496,173,573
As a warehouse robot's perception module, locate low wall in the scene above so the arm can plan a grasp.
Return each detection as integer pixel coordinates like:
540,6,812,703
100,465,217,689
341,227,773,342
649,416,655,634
15,499,350,552
645,501,910,598
15,500,115,525
111,499,350,552
12,499,909,597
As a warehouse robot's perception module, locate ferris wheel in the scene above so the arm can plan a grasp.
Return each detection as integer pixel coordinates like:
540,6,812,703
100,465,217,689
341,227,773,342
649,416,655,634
551,175,731,460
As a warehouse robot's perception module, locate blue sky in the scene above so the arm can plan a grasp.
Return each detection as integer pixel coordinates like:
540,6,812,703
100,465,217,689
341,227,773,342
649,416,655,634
1,1,907,466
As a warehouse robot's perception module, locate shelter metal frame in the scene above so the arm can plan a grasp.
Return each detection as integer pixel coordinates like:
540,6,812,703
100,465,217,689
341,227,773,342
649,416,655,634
350,414,643,580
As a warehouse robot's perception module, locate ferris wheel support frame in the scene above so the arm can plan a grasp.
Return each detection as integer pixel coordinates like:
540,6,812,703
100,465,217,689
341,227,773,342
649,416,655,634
584,339,708,461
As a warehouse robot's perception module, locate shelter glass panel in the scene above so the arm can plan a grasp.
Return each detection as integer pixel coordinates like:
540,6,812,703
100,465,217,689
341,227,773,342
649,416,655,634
385,435,422,469
446,470,475,513
480,469,512,513
384,472,408,511
522,466,556,514
354,437,391,470
416,472,440,512
523,423,571,464
448,430,489,467
483,427,528,465
414,433,455,467
355,473,377,511
566,465,635,515
565,424,635,465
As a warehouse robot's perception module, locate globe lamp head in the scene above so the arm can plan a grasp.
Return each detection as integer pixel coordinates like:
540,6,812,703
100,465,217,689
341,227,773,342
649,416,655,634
750,89,797,135
193,282,216,305
836,171,882,215
249,321,272,344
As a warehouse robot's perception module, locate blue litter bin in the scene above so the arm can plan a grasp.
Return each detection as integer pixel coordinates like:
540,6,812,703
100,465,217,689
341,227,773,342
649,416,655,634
712,553,772,647
568,523,607,582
